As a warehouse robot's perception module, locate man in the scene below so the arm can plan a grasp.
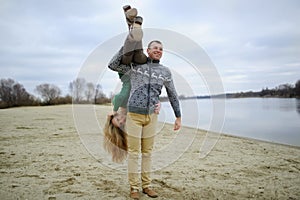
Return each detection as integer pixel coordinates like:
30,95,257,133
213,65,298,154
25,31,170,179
108,39,182,199
108,7,181,199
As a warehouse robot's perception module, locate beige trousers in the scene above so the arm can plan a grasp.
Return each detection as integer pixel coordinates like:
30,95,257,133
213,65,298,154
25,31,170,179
126,112,158,190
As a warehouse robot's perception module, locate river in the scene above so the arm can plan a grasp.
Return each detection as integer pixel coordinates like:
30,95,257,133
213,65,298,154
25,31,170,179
158,98,300,147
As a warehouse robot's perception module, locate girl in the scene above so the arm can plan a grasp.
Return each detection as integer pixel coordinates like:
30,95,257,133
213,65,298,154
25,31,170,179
103,5,160,163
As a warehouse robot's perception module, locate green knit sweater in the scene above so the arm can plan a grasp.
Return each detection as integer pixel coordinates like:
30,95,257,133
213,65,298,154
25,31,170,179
112,73,130,112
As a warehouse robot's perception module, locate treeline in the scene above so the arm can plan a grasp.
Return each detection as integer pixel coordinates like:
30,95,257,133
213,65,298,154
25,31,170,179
160,80,300,101
227,80,300,98
0,78,111,109
1,78,299,109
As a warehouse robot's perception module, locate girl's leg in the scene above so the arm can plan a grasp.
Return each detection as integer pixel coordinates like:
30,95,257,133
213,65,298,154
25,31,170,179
121,35,135,64
121,16,144,65
133,40,147,64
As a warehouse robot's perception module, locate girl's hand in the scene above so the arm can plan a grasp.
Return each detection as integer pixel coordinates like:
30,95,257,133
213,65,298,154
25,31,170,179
154,101,161,114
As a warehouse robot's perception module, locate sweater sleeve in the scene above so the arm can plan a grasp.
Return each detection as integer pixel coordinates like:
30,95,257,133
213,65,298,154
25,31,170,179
164,69,181,118
108,47,131,74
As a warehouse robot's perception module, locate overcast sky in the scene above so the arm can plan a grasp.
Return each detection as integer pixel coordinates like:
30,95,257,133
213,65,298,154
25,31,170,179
1,0,299,96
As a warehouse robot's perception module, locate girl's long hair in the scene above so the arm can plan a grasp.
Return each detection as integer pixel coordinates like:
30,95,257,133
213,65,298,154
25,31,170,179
103,114,128,163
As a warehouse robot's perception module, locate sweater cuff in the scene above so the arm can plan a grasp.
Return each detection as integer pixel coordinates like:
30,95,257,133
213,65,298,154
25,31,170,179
175,110,181,118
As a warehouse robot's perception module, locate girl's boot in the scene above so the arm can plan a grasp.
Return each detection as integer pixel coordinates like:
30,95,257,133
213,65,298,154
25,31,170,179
123,5,137,31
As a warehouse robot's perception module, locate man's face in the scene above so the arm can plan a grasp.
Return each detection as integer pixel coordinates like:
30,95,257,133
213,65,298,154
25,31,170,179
147,42,163,60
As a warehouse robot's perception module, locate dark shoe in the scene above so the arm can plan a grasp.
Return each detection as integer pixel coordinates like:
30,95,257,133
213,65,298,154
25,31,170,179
123,5,138,30
133,16,143,26
130,188,140,199
143,188,158,198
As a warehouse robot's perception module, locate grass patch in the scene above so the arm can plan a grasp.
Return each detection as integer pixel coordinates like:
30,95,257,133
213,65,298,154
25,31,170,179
16,126,34,130
35,118,55,121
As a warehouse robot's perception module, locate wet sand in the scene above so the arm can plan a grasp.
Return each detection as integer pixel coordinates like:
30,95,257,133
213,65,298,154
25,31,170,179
0,105,299,199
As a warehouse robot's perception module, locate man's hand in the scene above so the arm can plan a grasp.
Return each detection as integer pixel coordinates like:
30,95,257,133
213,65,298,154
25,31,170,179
174,117,181,131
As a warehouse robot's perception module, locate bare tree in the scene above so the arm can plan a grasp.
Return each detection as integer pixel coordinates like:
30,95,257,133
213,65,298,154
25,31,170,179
69,78,86,103
68,78,110,104
276,84,294,97
0,78,33,108
94,84,109,104
35,83,61,105
85,82,95,103
295,80,300,97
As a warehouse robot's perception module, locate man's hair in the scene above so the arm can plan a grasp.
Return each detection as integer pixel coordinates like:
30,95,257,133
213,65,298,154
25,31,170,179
147,40,163,49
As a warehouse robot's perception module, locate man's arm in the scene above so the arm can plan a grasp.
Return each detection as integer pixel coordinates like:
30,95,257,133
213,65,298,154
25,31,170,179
165,79,181,118
108,47,131,74
164,71,182,130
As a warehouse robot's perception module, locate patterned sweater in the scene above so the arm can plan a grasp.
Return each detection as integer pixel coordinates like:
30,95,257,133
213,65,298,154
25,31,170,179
108,47,181,118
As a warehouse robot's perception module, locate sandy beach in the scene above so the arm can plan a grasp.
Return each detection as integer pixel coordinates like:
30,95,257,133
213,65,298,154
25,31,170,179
0,105,299,200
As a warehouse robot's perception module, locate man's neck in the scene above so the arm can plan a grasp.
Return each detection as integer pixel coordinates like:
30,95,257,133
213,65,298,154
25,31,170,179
147,57,160,63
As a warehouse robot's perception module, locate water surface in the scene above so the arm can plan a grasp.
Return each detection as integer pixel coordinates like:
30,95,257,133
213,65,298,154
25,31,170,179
159,98,300,146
